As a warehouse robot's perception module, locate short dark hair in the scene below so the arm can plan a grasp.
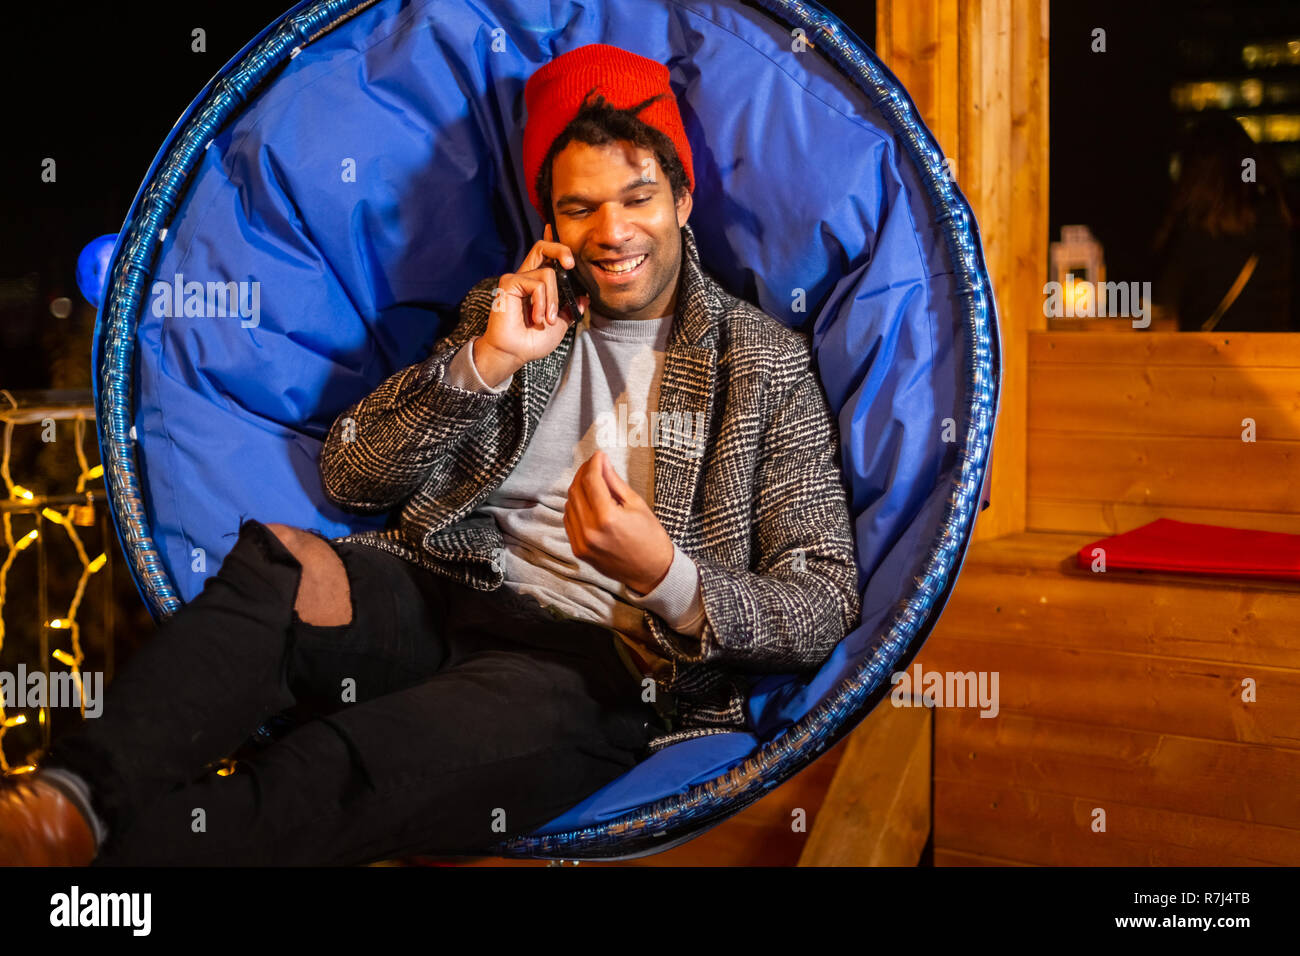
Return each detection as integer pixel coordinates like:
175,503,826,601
535,88,690,224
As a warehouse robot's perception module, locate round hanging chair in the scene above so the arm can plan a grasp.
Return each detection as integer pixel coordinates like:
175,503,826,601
91,0,999,861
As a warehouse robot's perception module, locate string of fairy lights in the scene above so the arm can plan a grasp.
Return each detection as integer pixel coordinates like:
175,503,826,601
0,390,108,775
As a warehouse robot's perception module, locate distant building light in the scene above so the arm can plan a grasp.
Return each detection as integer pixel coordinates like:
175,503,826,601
1233,113,1300,143
1263,114,1300,142
1241,39,1300,69
1172,78,1300,114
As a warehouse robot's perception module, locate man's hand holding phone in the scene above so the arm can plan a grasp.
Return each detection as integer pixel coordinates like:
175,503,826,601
472,224,591,388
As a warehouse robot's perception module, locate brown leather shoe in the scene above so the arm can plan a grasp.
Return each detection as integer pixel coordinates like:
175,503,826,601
0,774,97,866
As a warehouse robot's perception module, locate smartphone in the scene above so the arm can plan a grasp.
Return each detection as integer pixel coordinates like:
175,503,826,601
544,214,590,319
544,256,588,319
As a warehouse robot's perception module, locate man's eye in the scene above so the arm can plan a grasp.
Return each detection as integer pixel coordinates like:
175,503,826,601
630,197,651,205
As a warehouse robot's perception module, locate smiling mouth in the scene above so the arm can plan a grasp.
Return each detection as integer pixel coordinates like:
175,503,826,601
593,253,648,276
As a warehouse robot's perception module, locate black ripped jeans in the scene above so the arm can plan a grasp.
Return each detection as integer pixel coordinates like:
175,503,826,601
42,518,665,865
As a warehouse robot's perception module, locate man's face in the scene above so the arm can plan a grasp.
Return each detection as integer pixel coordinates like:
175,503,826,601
549,140,693,321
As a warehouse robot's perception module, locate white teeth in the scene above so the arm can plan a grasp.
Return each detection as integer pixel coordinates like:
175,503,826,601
597,254,646,274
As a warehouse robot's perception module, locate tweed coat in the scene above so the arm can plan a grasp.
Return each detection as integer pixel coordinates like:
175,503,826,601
319,221,861,754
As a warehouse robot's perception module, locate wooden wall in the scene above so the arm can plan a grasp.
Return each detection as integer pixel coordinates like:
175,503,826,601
921,331,1300,865
1028,332,1300,536
921,525,1300,865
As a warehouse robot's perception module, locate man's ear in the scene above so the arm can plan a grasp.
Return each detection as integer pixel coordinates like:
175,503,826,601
676,189,693,228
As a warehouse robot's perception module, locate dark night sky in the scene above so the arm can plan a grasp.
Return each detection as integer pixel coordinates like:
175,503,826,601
1050,0,1180,284
1051,0,1300,284
1,4,293,389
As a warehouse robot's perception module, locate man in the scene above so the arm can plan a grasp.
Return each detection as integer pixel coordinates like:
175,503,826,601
1,43,859,866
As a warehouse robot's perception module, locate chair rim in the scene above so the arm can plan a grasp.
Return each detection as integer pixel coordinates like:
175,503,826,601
91,0,999,860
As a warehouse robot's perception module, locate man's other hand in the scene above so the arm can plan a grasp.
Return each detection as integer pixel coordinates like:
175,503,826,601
563,449,674,596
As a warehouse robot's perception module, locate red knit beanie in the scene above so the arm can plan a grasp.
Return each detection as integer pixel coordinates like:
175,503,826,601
523,43,695,219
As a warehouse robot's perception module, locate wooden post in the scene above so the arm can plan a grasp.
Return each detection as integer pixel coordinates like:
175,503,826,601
877,0,1050,540
799,700,932,866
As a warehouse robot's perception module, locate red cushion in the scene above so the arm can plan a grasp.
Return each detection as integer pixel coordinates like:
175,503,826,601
1077,518,1300,581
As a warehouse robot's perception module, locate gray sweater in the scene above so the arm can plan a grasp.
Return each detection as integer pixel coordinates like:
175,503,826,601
441,308,707,683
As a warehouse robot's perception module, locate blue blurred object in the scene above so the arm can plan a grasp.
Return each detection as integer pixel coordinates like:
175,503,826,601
76,234,118,308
